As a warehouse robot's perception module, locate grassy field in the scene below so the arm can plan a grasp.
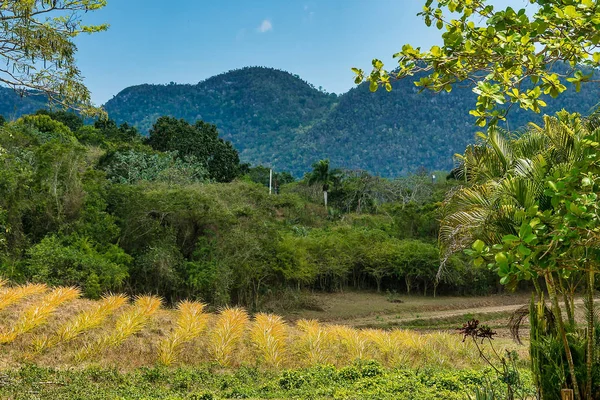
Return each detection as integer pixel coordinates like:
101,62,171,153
0,283,537,399
281,291,532,333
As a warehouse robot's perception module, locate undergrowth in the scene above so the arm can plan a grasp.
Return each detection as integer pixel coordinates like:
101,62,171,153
0,362,536,400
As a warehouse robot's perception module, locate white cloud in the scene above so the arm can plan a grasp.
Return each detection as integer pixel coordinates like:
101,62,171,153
257,19,272,33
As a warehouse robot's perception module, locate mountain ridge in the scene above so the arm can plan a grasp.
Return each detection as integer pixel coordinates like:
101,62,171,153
3,66,600,177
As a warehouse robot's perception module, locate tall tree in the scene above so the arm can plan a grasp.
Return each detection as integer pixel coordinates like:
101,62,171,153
0,0,107,113
356,0,600,127
307,159,339,210
442,112,600,399
146,117,242,183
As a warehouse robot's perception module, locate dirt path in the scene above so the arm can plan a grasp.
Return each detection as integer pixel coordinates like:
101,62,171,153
282,292,599,332
347,302,528,328
346,297,597,329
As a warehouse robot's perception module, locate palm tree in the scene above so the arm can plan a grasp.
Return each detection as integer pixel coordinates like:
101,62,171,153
440,111,599,399
307,159,339,210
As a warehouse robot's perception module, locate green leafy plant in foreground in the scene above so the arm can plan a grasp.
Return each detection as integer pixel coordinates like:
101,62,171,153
0,363,534,400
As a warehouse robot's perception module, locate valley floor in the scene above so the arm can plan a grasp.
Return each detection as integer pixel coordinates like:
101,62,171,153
284,291,532,332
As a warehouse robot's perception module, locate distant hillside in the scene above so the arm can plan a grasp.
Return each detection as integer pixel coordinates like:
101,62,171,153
0,87,48,119
104,67,338,170
104,66,600,177
4,66,600,177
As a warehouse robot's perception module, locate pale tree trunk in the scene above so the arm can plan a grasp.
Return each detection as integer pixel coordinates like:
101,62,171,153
323,190,328,210
545,271,581,400
586,264,594,400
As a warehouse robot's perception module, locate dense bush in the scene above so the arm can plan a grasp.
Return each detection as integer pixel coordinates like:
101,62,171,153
0,110,500,307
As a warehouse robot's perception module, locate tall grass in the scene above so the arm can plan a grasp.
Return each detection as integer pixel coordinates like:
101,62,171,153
364,329,408,366
209,307,249,366
0,286,512,369
32,294,128,353
157,301,208,366
328,324,370,363
75,295,161,361
0,286,80,344
250,313,287,368
295,319,332,366
0,283,48,313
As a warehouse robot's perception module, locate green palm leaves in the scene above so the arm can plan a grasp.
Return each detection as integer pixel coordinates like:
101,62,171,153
440,111,589,261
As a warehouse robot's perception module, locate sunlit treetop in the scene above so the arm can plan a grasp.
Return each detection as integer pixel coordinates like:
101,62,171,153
354,0,600,126
0,0,108,115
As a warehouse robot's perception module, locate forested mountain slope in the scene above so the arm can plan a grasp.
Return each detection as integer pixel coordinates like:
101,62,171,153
0,87,48,119
104,67,338,170
3,66,600,176
103,66,600,176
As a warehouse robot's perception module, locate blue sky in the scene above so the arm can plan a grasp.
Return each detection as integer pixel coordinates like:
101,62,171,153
74,0,527,105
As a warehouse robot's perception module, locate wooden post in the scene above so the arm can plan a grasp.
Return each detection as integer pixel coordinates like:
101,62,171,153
269,169,272,195
561,389,574,400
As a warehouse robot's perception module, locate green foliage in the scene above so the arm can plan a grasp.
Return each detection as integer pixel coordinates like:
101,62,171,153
0,364,534,400
102,149,208,185
5,65,600,177
147,116,242,182
93,66,600,177
444,111,600,398
244,165,295,193
35,109,84,133
17,114,76,143
358,0,600,127
0,1,107,113
94,118,141,143
25,234,129,294
0,108,494,304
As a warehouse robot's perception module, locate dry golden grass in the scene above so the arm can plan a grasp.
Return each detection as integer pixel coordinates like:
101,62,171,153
0,283,48,313
209,307,249,366
328,324,370,362
0,285,524,371
250,313,287,368
32,294,128,353
157,301,208,366
0,286,80,344
294,319,333,366
75,295,161,361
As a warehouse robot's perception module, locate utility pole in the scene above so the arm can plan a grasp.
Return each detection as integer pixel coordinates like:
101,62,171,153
269,168,273,195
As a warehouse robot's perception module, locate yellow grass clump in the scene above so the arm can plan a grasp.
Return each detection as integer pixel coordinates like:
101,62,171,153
295,319,332,366
157,301,208,366
364,329,409,366
328,324,370,362
75,295,162,361
209,307,249,366
0,283,48,313
250,313,287,368
0,286,80,344
32,294,128,353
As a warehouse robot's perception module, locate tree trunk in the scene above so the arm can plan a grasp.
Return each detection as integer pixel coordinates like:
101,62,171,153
323,190,328,210
559,274,575,327
405,276,411,295
586,265,594,400
532,276,543,300
545,271,581,400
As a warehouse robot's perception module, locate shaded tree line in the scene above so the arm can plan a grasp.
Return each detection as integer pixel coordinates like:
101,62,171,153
0,110,498,308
